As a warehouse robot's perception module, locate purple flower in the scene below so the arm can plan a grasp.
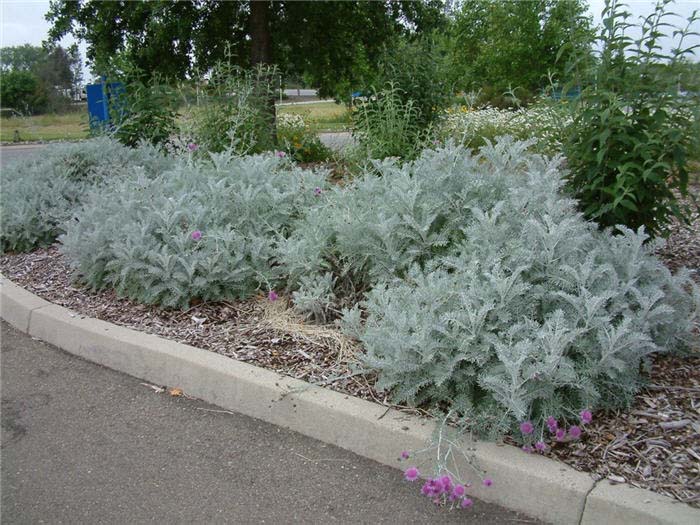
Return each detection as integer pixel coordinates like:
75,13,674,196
580,410,593,425
440,475,452,492
404,466,419,482
187,142,198,152
314,187,322,196
535,441,547,452
483,478,493,487
421,478,439,498
400,450,410,460
453,484,466,497
268,290,279,302
546,416,558,432
569,426,582,439
461,498,473,509
275,150,286,158
522,444,534,454
190,230,202,241
520,421,534,435
555,428,566,441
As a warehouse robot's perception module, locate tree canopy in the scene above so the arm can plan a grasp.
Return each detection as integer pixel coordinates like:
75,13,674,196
451,0,594,102
0,44,82,113
46,0,446,97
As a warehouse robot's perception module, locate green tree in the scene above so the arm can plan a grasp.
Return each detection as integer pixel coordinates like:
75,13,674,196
0,43,82,110
46,1,445,98
0,70,48,114
452,0,594,105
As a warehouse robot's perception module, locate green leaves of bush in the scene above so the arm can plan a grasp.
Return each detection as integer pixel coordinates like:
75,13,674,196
564,0,699,237
351,84,431,160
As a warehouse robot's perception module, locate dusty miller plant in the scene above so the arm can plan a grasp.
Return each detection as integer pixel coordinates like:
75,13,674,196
0,138,171,252
337,139,699,439
60,151,328,308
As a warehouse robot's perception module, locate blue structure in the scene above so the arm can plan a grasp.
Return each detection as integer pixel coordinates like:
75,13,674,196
551,86,581,101
86,81,126,130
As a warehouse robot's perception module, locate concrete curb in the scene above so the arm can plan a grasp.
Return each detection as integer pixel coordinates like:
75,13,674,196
2,274,698,525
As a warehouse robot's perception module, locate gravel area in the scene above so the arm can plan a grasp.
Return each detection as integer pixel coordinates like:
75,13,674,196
1,241,698,507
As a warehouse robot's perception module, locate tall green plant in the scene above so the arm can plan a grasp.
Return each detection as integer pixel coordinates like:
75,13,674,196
564,0,699,236
351,84,430,160
108,68,179,147
192,60,277,154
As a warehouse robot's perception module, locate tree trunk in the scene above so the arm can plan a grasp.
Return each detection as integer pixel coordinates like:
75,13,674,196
250,1,271,66
249,0,276,148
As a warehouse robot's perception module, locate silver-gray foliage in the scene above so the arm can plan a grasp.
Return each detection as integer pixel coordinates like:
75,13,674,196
60,151,328,308
0,138,172,252
336,140,699,438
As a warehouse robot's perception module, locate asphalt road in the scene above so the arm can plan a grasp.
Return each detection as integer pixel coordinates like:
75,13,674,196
0,144,46,167
0,322,536,524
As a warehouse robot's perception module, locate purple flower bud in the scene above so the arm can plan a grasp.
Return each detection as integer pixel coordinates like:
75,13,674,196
546,416,558,431
275,150,286,158
522,444,534,453
535,441,547,452
404,466,419,482
453,484,466,497
461,498,473,509
190,230,202,241
555,428,566,441
520,421,534,435
314,187,322,196
580,410,593,425
482,478,493,487
187,143,198,152
268,290,278,302
400,450,410,460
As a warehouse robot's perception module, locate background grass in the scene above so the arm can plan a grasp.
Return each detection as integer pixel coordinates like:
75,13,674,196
0,101,351,143
276,101,350,132
0,111,89,142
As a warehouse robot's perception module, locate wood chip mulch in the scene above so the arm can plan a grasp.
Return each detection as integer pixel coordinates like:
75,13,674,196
1,238,698,507
655,189,700,279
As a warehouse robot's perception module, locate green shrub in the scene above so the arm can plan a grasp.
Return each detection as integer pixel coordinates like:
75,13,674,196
276,113,331,162
0,138,171,252
191,62,277,154
564,0,699,236
371,37,454,128
109,75,179,147
60,152,328,308
351,84,431,160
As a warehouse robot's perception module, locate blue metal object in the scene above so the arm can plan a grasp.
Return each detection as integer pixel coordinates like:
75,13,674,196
551,86,581,101
86,81,126,130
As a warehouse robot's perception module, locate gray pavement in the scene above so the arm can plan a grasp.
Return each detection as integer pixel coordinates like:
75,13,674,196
0,144,46,167
0,321,536,524
318,132,355,152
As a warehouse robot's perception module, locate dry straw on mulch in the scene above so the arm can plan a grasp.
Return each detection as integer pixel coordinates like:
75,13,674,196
2,205,698,506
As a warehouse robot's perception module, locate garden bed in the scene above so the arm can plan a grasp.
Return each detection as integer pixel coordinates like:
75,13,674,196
1,240,698,507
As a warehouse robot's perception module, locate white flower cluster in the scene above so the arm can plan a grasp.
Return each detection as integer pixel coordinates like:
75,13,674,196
441,103,572,156
277,113,308,132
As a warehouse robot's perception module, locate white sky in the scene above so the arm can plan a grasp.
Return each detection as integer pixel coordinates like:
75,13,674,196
1,0,699,74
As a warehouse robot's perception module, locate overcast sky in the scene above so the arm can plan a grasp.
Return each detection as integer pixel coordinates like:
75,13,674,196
1,0,699,76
